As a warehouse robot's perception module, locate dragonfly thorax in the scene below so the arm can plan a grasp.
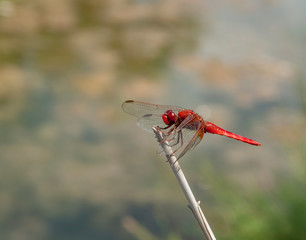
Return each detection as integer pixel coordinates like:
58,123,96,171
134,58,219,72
162,110,177,125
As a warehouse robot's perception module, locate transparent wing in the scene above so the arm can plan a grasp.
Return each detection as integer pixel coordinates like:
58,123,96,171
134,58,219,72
122,100,185,117
137,114,169,133
176,128,204,160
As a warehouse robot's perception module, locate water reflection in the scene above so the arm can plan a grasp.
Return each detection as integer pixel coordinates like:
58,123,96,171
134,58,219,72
0,0,305,239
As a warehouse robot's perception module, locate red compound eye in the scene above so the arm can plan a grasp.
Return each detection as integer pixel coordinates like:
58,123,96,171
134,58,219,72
162,110,176,125
162,113,169,125
168,111,176,123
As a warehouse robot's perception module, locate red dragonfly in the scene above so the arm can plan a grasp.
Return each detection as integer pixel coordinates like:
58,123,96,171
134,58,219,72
122,100,261,160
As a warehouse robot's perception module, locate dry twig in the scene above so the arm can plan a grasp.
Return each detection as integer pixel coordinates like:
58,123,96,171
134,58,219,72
153,127,216,240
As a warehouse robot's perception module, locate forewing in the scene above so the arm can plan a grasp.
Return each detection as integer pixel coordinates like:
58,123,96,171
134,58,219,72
122,100,185,117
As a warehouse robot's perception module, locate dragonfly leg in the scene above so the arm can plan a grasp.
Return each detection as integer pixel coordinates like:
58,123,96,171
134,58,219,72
169,130,184,162
162,129,182,162
160,127,177,144
169,129,182,148
169,130,187,166
157,125,172,132
168,114,197,149
163,129,178,143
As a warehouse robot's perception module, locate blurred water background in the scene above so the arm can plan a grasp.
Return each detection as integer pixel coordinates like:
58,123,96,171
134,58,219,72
0,0,305,239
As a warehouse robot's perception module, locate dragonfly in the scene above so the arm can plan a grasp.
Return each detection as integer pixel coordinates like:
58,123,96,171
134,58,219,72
122,100,261,160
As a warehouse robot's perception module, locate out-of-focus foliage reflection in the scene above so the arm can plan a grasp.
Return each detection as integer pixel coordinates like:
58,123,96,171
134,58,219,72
0,0,305,239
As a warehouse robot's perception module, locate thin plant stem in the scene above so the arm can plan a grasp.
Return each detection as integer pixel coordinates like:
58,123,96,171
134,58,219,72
153,127,216,240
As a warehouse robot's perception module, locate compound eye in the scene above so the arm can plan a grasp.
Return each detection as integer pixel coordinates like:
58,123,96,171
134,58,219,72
162,113,170,125
167,111,176,123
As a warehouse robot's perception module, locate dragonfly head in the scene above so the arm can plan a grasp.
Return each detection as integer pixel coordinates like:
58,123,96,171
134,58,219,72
162,110,177,126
